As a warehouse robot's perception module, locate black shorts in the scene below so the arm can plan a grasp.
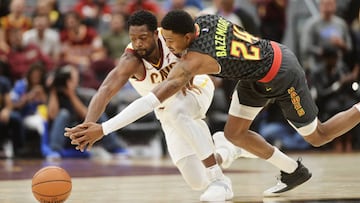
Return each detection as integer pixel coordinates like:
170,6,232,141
235,43,318,128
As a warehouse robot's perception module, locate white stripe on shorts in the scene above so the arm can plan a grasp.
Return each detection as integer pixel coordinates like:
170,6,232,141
228,90,263,120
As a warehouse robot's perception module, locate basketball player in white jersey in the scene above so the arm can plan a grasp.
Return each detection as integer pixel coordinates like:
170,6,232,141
65,10,254,202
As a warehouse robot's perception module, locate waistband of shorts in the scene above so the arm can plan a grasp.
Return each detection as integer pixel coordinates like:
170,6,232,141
258,41,282,83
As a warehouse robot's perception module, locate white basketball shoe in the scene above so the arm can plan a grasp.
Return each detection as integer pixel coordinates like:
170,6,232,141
200,175,234,202
213,131,257,169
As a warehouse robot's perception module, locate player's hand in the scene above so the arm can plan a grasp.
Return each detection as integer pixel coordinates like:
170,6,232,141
181,77,201,95
64,122,104,152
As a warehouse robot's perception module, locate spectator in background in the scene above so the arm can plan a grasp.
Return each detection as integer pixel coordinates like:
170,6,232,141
113,0,129,17
73,0,113,34
23,13,61,66
11,62,48,140
73,0,112,29
0,0,10,70
125,0,164,23
301,0,352,72
350,9,360,62
163,0,203,11
60,11,107,89
253,0,287,42
101,13,129,66
45,65,127,160
0,75,25,158
0,28,54,83
310,45,359,152
32,0,64,31
0,0,32,53
0,0,31,32
344,4,360,84
163,0,203,14
200,0,241,28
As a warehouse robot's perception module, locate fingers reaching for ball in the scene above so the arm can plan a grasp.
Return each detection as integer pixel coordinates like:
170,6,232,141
64,122,105,152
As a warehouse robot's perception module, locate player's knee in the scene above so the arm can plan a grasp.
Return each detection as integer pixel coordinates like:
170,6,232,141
176,155,209,191
298,120,325,147
224,128,247,145
224,132,235,143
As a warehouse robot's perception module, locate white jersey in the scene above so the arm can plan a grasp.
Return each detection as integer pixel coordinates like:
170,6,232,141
127,28,179,97
125,28,215,164
127,28,212,108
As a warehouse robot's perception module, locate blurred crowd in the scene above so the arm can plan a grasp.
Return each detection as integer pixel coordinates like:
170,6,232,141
0,0,360,160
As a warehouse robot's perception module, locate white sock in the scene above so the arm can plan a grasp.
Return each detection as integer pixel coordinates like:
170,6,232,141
216,148,229,164
266,147,298,173
206,164,224,181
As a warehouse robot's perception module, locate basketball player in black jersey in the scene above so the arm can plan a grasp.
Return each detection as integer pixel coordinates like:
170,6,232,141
66,10,360,196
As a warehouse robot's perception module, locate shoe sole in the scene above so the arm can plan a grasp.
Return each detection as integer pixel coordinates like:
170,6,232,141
263,172,312,197
200,176,234,201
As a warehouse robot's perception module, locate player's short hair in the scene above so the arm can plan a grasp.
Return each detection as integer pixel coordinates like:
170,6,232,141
128,10,157,32
161,10,195,35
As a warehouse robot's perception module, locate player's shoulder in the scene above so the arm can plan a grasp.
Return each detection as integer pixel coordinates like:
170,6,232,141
194,14,220,22
121,45,143,64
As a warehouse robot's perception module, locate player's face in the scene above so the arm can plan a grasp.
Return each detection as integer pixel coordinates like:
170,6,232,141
161,29,189,55
129,25,157,58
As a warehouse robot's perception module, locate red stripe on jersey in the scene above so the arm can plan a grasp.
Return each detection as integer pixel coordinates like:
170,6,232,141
258,41,282,83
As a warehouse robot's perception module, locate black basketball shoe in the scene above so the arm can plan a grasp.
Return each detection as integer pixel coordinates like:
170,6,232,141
263,159,312,196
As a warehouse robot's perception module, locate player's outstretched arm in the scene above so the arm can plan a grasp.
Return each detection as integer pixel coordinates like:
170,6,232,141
64,52,142,151
98,59,197,135
152,59,196,102
83,52,142,123
65,55,199,152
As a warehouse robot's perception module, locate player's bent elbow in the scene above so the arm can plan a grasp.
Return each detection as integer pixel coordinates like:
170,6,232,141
303,135,326,147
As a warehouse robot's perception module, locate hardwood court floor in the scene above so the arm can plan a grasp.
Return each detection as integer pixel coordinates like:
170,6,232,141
1,152,360,203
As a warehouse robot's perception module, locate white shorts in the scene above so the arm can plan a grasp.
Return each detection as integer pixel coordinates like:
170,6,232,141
155,74,215,163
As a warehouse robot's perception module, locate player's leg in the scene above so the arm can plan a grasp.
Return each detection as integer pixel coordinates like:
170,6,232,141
213,131,258,169
164,124,210,191
175,154,233,200
159,119,233,201
300,105,360,147
157,76,233,201
225,89,311,196
279,44,360,147
162,75,217,163
189,75,254,168
175,154,210,191
169,112,233,201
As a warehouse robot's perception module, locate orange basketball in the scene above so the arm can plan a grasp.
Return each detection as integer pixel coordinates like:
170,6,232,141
31,166,72,203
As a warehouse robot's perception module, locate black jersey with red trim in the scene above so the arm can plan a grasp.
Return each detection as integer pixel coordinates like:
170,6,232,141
188,14,274,81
